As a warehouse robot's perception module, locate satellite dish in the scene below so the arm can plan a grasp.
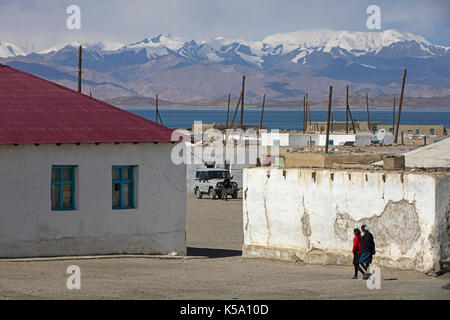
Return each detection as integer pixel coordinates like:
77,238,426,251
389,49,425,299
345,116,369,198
376,129,386,141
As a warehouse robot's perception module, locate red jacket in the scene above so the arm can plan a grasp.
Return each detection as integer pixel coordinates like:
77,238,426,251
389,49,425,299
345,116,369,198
353,236,362,254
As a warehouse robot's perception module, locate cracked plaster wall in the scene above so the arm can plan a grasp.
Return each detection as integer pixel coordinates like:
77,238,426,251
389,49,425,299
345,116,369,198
243,167,450,273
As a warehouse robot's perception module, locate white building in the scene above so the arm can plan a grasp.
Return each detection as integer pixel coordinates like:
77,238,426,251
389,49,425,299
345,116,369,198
0,65,186,258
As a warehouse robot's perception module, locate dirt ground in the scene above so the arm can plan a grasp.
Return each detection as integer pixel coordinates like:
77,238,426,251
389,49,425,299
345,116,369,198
0,192,449,300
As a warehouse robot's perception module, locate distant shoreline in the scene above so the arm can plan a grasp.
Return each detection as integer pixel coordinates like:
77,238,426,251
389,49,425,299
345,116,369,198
119,105,450,111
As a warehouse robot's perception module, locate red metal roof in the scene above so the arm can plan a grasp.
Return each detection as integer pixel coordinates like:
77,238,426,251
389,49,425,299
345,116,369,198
0,64,176,144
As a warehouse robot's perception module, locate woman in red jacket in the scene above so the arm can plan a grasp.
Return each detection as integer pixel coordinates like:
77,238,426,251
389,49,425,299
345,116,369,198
352,228,364,279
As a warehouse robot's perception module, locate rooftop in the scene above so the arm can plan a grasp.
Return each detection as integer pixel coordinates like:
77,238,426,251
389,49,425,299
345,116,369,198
373,137,450,168
0,65,175,144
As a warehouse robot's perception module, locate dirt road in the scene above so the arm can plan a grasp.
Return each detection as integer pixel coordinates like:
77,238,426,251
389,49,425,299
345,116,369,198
0,193,449,299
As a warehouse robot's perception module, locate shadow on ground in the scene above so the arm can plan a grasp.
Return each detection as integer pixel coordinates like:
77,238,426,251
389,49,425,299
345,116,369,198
187,247,242,259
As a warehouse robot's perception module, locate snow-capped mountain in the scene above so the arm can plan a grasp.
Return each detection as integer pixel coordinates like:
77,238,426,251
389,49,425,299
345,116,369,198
1,29,449,101
39,40,124,54
0,41,26,58
109,29,448,66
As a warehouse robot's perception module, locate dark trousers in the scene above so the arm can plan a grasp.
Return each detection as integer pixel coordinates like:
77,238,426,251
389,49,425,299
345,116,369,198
354,263,365,277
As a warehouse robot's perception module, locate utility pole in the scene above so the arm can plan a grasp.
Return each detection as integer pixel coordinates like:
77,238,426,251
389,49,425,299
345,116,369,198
325,86,332,153
346,85,349,133
366,92,371,132
331,112,334,133
395,69,407,143
155,94,159,124
307,93,311,131
226,93,230,127
240,75,245,128
230,92,243,128
303,96,306,133
78,45,82,93
392,97,396,134
259,94,266,131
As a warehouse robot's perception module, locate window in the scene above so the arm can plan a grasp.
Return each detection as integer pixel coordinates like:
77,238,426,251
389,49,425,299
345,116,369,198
328,139,334,146
415,129,420,134
408,130,413,134
112,166,135,209
207,171,230,180
51,166,75,210
430,128,435,135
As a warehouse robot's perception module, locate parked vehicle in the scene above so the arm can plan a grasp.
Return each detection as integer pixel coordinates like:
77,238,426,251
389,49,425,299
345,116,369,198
193,168,238,200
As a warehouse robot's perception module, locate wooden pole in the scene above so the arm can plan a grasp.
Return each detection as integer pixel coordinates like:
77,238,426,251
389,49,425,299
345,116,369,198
307,94,311,130
392,97,396,134
155,94,163,125
366,92,371,132
259,94,266,131
302,96,306,133
395,69,407,143
401,131,404,145
346,85,349,133
226,93,230,127
348,107,356,134
230,92,243,128
331,112,334,133
325,86,333,153
240,75,245,128
77,45,82,93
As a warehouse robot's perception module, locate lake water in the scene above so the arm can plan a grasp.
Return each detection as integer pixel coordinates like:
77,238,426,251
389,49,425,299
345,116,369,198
124,107,450,130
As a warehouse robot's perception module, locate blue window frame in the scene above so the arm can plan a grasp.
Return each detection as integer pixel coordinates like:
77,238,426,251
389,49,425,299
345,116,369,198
51,165,75,210
328,139,334,146
112,166,135,209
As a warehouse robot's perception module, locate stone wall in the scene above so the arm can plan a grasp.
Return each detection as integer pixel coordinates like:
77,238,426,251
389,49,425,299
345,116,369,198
243,167,450,273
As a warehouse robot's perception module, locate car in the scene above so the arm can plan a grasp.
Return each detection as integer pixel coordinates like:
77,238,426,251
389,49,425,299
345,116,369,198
193,168,238,200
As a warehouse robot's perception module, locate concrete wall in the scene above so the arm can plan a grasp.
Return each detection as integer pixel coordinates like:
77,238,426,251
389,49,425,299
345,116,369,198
0,142,186,258
243,167,450,273
318,134,355,146
288,134,319,146
261,133,290,146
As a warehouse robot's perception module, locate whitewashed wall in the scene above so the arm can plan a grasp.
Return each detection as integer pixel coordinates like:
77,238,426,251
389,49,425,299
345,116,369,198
0,142,186,258
243,168,449,273
318,134,356,146
261,133,290,146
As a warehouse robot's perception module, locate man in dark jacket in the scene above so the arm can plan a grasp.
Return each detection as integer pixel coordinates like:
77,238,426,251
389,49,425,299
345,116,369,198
359,224,376,280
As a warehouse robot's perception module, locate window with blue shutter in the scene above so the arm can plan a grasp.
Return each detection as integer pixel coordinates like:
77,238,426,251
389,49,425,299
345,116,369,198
51,166,76,210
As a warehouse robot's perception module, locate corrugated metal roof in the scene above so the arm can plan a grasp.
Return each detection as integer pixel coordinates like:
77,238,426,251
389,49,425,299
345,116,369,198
0,64,176,144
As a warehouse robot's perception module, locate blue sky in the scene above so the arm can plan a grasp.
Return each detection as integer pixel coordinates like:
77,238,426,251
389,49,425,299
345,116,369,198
0,0,449,51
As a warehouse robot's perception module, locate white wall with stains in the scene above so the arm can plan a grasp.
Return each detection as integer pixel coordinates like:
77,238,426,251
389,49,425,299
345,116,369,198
0,142,186,258
243,167,450,273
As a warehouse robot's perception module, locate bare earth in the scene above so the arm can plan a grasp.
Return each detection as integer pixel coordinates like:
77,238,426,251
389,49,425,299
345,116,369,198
0,192,449,300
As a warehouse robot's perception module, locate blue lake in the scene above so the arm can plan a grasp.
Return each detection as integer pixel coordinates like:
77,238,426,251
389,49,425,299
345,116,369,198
124,107,450,131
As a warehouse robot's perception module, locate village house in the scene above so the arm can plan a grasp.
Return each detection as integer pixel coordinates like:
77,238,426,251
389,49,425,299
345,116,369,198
0,65,186,258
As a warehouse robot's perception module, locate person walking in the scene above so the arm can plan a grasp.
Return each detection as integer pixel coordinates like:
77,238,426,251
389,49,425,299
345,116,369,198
352,228,365,279
359,224,376,280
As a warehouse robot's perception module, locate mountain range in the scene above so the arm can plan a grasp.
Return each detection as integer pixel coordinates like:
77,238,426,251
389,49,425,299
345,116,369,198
1,29,450,106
